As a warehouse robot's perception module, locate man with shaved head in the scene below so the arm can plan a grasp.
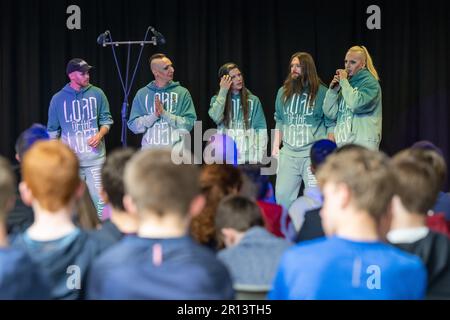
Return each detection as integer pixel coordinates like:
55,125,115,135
128,53,197,150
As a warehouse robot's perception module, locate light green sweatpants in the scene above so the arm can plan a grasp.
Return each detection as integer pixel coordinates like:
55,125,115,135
275,149,317,210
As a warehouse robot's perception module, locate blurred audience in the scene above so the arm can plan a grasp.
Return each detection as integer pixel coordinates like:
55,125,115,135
87,149,234,299
388,148,450,299
215,195,290,288
190,164,242,249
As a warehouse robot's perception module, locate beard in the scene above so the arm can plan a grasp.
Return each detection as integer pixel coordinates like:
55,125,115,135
290,75,306,87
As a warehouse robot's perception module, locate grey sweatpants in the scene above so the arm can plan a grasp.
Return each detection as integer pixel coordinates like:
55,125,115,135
275,150,317,210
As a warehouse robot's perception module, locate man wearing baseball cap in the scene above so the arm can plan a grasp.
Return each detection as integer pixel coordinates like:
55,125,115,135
47,58,113,218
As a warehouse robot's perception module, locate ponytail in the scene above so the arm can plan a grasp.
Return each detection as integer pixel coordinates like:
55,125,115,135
348,45,380,81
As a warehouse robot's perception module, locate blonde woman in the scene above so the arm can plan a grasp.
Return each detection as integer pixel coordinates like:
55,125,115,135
323,46,382,150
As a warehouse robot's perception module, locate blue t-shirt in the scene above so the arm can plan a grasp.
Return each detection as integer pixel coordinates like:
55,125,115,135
87,235,234,299
0,247,50,299
269,236,427,300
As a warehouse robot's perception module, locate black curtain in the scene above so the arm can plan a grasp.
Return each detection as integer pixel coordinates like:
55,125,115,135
1,0,450,185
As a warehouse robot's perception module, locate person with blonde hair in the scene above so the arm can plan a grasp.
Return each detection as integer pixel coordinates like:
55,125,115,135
323,46,382,150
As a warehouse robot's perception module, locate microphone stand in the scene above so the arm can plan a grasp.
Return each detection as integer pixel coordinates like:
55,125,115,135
98,27,158,147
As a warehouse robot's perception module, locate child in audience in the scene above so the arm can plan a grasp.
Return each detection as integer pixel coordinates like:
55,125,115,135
13,140,107,299
389,148,450,299
190,164,242,249
94,148,138,246
8,123,49,234
269,147,427,299
87,149,234,299
216,195,290,287
0,156,50,299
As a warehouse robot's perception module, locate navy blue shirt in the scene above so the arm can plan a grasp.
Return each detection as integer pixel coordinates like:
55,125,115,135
12,228,106,300
269,236,427,300
0,247,50,299
89,219,125,249
433,191,450,221
87,235,234,299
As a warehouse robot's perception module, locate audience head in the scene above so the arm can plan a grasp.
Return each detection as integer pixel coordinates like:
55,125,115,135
101,148,136,211
123,149,202,220
15,123,50,162
391,148,442,215
310,139,337,173
316,148,395,235
20,140,81,212
215,195,264,247
0,156,16,218
239,164,271,201
410,140,447,191
190,164,242,245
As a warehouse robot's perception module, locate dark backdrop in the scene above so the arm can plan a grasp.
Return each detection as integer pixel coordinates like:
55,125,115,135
1,0,449,184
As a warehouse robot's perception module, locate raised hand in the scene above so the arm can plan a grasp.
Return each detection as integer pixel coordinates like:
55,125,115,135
220,75,233,91
336,69,348,81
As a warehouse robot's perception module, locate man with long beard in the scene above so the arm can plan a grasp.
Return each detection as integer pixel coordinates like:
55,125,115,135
272,52,334,211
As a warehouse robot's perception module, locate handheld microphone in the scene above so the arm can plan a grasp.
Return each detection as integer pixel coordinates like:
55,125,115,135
96,30,110,45
330,72,339,89
149,26,166,45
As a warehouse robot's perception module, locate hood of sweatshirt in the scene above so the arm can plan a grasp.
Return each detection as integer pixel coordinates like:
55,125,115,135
146,80,180,91
61,83,93,98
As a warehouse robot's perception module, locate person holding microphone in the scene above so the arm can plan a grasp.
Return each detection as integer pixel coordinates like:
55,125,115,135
323,45,382,150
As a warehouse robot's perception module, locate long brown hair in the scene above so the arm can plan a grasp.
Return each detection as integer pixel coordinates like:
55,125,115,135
282,52,322,107
217,63,250,129
75,181,101,230
190,164,243,245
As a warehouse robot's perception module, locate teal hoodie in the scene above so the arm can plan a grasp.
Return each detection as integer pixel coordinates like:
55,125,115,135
47,84,113,167
323,68,382,150
274,84,334,158
128,81,197,149
209,88,267,163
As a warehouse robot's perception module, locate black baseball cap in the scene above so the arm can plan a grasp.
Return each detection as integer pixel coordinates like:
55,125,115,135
66,58,93,75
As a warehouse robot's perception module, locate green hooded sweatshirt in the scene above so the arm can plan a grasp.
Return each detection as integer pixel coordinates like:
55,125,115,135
209,88,267,163
274,84,334,158
128,81,197,149
323,68,382,150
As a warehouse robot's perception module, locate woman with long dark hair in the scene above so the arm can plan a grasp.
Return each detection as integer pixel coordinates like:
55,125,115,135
209,63,267,164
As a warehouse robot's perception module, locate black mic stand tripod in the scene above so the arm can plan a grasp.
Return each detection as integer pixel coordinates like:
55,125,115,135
97,27,164,147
